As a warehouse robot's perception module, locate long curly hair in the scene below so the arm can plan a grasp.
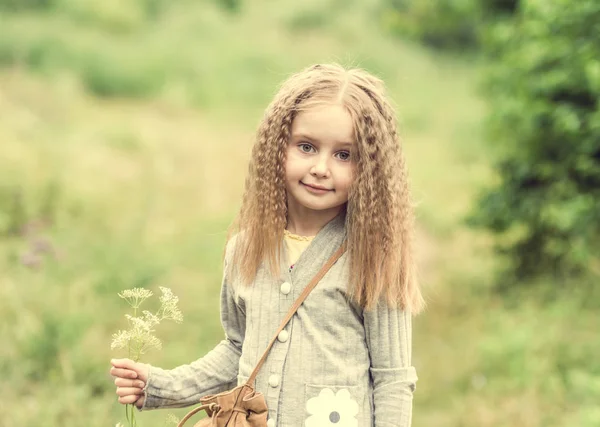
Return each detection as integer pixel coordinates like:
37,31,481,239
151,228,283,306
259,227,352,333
228,63,424,313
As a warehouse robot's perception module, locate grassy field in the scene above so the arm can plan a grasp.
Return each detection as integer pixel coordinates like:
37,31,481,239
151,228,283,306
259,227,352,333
1,1,598,426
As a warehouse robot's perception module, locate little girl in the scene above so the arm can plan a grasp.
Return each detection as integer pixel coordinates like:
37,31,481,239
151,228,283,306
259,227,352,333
111,63,424,427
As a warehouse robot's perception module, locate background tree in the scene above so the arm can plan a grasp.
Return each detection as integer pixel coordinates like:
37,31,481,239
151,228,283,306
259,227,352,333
470,0,600,281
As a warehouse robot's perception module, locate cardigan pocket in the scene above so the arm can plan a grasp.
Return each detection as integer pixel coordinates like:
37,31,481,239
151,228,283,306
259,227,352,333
304,383,366,427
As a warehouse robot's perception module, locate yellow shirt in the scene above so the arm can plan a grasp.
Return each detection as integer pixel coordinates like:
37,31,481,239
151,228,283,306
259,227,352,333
283,229,315,267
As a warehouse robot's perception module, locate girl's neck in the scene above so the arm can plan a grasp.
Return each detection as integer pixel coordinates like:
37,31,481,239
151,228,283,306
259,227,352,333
286,205,344,236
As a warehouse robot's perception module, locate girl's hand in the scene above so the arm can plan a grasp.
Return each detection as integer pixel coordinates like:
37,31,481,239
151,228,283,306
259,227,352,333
110,358,150,408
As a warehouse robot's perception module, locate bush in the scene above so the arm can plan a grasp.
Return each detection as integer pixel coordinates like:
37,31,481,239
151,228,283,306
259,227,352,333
479,0,519,17
470,0,600,281
383,0,481,51
54,0,162,32
0,181,61,237
0,0,167,31
382,0,523,51
0,0,54,12
80,52,167,98
215,0,241,13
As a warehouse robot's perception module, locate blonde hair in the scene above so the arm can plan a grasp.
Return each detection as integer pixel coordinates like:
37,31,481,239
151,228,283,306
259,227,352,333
228,63,424,313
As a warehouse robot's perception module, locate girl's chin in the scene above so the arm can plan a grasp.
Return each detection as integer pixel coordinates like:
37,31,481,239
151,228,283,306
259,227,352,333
292,203,345,213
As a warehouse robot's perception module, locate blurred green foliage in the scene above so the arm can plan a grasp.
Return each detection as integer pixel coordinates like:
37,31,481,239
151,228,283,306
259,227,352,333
0,0,598,426
0,0,292,104
383,0,482,51
0,0,54,11
382,0,520,51
216,0,241,13
479,0,519,16
0,181,62,237
471,0,600,281
0,0,166,26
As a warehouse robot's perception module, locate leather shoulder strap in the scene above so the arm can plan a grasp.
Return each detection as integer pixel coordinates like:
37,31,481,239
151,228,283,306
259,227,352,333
246,243,346,385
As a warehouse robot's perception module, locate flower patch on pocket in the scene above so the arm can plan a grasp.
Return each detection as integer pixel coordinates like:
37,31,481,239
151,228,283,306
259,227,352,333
305,387,359,427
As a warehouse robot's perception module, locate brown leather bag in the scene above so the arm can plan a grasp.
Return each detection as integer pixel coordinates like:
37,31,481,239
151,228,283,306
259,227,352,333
177,244,346,427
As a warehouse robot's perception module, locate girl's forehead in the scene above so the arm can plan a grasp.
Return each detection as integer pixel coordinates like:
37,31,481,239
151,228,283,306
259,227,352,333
291,104,355,144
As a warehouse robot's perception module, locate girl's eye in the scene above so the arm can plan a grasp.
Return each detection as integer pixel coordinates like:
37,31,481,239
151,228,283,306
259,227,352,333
299,143,314,153
336,151,351,161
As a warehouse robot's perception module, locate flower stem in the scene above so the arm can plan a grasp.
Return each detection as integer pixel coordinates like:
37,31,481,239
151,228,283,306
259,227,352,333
131,404,137,427
128,306,138,427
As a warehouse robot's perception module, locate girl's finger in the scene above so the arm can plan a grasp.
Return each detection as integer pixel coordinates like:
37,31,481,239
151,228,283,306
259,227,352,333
116,387,145,397
110,367,138,379
135,396,146,409
118,395,141,405
114,378,145,388
111,358,134,369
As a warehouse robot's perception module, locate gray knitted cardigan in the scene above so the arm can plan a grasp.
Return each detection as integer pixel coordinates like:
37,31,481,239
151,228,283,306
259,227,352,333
141,214,417,427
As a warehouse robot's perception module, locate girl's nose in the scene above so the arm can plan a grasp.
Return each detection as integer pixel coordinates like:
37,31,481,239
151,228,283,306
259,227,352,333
310,156,330,177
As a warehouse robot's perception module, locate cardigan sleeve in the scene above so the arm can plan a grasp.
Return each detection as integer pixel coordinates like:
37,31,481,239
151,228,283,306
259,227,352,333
141,241,245,410
363,304,417,427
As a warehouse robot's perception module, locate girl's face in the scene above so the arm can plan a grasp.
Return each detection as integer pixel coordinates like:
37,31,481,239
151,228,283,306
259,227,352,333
285,104,356,218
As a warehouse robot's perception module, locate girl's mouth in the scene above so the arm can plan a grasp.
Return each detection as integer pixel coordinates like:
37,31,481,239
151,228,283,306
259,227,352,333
301,182,332,194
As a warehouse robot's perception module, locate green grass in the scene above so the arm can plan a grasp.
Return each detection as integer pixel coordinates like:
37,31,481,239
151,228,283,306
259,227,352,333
0,1,597,426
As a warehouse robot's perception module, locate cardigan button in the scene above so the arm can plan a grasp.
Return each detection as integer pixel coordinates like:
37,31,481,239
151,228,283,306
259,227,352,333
280,282,291,295
267,419,275,427
268,374,280,388
277,330,289,343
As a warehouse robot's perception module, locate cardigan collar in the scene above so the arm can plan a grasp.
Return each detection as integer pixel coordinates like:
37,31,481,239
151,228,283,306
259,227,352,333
280,212,347,287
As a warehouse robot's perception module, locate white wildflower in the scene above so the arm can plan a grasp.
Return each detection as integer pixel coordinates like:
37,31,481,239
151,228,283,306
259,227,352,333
143,310,160,327
163,305,183,323
125,314,153,334
113,286,183,427
122,314,162,357
118,288,153,308
111,330,132,350
159,286,177,306
165,413,180,425
138,334,162,354
158,287,183,323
